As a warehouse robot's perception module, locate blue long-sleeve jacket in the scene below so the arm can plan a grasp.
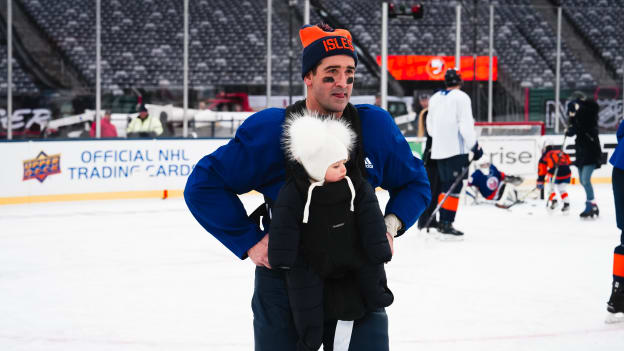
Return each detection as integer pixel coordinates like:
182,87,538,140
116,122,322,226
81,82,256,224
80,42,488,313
610,121,624,170
184,104,431,259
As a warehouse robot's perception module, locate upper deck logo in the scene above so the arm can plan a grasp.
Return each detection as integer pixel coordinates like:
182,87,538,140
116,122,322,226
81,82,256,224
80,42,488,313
23,151,61,182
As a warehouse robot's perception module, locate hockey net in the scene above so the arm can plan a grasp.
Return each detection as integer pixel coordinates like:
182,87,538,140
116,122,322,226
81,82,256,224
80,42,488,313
475,121,545,137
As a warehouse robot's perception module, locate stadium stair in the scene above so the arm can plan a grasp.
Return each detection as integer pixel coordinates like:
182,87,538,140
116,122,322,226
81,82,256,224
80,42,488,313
534,0,616,86
0,0,87,91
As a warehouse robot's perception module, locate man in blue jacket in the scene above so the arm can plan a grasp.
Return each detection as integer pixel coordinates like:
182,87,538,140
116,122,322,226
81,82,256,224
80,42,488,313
184,23,431,350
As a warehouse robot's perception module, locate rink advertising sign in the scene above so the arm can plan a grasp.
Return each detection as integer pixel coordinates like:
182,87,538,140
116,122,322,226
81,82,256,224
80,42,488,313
1,135,617,204
0,108,52,137
0,139,230,203
375,55,498,81
407,134,618,181
71,148,194,180
22,151,61,182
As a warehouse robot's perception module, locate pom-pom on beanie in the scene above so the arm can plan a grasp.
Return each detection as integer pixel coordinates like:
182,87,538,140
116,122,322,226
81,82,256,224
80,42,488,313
283,112,355,182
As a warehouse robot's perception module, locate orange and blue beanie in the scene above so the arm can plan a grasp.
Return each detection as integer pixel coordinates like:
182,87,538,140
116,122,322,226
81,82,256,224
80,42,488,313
299,23,358,79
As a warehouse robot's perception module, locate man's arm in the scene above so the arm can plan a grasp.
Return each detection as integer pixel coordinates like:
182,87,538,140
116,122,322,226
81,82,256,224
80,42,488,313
126,118,137,134
152,117,164,136
457,93,477,150
185,163,266,259
378,114,431,235
184,109,285,260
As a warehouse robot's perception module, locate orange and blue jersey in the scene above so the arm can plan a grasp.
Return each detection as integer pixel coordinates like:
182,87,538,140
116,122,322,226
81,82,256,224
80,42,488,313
537,147,571,184
468,164,505,200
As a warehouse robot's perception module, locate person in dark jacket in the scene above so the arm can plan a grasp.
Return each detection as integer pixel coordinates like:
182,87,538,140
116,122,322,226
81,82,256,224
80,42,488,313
184,23,431,351
565,94,603,218
269,113,393,351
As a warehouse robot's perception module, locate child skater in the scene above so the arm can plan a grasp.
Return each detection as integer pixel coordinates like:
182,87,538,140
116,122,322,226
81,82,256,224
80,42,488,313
268,112,393,351
537,141,572,213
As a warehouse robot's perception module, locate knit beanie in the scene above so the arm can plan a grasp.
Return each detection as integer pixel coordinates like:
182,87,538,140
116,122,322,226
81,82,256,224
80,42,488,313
283,112,356,182
299,23,358,79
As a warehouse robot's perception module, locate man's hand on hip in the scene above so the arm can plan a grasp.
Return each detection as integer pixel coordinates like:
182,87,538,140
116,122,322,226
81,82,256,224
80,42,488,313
386,232,394,256
248,234,271,269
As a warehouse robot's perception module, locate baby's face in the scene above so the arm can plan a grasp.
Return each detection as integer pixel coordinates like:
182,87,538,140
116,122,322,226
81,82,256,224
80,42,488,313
325,160,347,183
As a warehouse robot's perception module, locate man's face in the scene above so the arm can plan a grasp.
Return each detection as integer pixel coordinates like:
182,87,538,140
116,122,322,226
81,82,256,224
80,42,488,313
304,55,355,117
139,111,148,119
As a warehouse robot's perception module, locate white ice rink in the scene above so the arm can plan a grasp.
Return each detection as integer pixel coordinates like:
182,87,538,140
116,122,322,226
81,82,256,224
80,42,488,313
1,184,623,350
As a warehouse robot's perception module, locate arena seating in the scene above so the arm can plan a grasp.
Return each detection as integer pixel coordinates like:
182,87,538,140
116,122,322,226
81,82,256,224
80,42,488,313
12,0,604,94
17,0,298,91
0,44,40,95
562,0,623,79
323,0,595,89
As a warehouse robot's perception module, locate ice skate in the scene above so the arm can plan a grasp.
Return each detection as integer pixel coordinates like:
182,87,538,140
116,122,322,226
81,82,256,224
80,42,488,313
561,202,570,214
605,312,624,324
428,219,439,230
606,281,624,324
419,218,439,231
436,221,464,241
547,199,558,212
580,202,599,219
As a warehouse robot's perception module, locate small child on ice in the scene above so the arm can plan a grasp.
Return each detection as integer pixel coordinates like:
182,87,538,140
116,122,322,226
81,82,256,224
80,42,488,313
537,142,572,212
268,112,393,351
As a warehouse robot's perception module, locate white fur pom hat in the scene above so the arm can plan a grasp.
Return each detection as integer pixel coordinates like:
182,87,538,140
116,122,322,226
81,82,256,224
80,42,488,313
283,111,356,182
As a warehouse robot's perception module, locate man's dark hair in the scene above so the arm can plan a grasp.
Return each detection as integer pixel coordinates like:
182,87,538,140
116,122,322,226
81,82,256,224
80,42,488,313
444,69,462,87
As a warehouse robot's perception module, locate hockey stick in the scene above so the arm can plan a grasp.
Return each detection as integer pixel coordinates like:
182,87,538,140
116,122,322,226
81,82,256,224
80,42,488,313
496,186,539,210
423,157,474,233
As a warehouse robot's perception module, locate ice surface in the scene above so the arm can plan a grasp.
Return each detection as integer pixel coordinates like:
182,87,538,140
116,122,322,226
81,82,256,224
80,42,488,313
1,184,623,350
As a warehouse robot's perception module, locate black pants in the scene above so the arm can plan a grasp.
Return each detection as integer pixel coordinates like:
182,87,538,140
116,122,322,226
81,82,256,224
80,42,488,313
418,159,441,228
436,154,469,223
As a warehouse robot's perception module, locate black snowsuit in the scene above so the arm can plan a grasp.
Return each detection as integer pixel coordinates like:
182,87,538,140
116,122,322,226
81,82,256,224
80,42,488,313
268,164,393,351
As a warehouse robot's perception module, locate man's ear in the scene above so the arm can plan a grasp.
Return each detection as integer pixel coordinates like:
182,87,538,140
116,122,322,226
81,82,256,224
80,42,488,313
303,72,313,87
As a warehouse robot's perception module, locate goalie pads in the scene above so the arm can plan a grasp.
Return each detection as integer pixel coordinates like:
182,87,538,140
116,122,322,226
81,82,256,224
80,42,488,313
495,183,518,208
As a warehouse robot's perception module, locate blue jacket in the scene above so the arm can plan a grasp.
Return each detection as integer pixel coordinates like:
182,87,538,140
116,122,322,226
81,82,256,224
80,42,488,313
610,121,624,170
184,104,431,258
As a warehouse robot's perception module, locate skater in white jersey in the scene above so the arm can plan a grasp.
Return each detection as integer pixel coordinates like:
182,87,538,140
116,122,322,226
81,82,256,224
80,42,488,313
426,69,483,237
